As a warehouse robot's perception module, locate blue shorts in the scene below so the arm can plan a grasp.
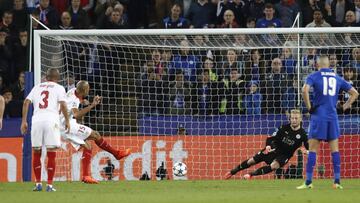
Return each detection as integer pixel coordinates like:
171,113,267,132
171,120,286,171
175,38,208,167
308,120,340,141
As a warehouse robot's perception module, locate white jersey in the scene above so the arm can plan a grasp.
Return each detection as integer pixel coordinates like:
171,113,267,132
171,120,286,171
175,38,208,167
26,81,66,123
61,88,81,121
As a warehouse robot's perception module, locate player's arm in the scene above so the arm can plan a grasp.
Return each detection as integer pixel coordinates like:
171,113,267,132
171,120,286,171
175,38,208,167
302,84,313,113
72,95,101,120
342,87,359,111
264,127,282,153
59,101,70,133
0,95,4,129
20,99,32,134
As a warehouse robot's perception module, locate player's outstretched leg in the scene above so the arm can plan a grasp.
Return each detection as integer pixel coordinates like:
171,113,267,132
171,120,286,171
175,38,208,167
46,150,57,191
243,165,273,179
32,149,42,191
91,131,131,160
81,146,99,184
225,158,256,179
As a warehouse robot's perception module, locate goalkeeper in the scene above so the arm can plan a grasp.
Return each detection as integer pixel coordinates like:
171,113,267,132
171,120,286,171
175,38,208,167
225,109,308,179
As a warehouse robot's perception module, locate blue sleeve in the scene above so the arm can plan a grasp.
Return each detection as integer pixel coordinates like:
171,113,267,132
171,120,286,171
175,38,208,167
305,74,314,86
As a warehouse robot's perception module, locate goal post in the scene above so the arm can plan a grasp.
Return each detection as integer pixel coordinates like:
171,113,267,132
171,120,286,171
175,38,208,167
32,27,360,181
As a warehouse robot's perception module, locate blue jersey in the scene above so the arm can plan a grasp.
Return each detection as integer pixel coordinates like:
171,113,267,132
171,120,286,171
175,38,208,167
305,68,352,121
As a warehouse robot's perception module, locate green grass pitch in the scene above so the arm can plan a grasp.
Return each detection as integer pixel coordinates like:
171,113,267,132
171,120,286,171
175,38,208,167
1,179,360,203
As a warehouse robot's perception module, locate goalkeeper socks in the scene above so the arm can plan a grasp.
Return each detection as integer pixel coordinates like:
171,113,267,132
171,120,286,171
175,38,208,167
250,165,273,176
231,160,251,175
82,148,92,177
46,151,56,185
306,151,316,185
33,151,42,183
95,137,118,156
331,151,341,184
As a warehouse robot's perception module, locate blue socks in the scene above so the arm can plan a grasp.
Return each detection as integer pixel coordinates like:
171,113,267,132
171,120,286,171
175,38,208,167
306,151,316,185
331,151,341,184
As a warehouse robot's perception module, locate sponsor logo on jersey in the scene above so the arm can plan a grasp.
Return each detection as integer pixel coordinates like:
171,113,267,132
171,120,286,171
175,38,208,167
296,134,301,139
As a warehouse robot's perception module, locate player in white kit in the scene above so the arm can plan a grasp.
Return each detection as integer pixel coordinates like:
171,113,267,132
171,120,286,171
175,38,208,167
61,80,131,184
21,68,70,192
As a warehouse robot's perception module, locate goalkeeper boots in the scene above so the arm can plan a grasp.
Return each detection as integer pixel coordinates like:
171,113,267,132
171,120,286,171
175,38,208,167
333,183,343,189
224,172,233,179
115,148,131,160
46,185,56,192
82,176,99,184
33,183,42,191
296,183,314,189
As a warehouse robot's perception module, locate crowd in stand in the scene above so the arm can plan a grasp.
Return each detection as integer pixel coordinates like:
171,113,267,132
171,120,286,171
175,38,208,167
0,0,360,118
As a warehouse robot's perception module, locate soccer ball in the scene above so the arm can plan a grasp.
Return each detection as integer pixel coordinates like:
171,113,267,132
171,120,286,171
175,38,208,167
172,162,187,177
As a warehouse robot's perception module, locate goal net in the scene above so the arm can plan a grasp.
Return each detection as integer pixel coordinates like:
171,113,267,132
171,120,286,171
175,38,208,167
33,28,360,181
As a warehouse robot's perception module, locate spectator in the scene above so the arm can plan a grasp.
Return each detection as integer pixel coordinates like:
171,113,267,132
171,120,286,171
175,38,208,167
151,49,166,80
220,68,246,114
355,0,360,23
12,0,29,30
219,49,241,80
338,66,359,114
0,75,4,93
281,79,304,114
0,28,12,85
191,35,213,62
35,0,59,28
351,47,360,76
192,69,218,115
261,57,287,114
246,0,265,20
243,80,262,115
51,0,69,16
218,9,239,28
30,9,42,29
168,70,191,115
256,3,282,28
58,11,73,29
246,17,256,28
80,0,95,12
300,48,317,82
203,58,218,82
26,0,40,13
244,49,266,82
2,88,22,118
280,47,296,78
187,0,216,28
169,39,200,82
10,71,25,101
138,61,163,115
13,29,28,76
274,0,300,27
127,0,150,28
231,0,247,27
161,48,173,73
102,8,126,29
0,10,17,38
325,0,355,27
162,3,190,29
300,0,326,27
329,52,341,75
306,9,331,27
68,0,90,29
343,10,359,26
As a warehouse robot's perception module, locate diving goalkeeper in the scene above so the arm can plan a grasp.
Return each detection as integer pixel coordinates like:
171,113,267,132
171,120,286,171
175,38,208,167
225,109,308,179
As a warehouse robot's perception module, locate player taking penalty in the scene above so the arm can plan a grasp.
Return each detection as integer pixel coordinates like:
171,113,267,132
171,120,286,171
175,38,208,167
21,68,70,192
60,80,131,184
225,109,308,179
297,55,359,190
